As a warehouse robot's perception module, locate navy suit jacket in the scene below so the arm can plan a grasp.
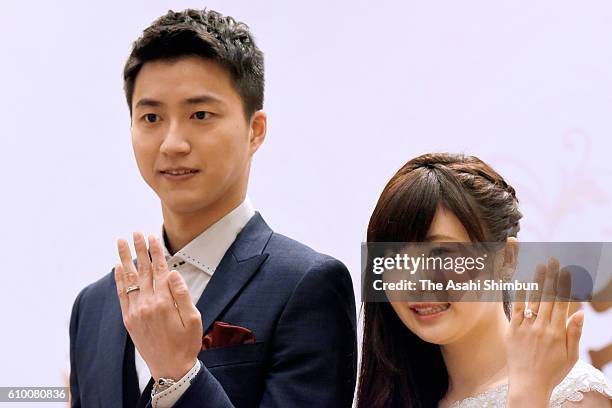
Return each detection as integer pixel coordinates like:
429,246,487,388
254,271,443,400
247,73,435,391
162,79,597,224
69,213,357,407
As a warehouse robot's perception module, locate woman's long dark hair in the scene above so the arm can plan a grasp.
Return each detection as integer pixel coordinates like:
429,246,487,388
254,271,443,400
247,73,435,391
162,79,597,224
357,153,523,408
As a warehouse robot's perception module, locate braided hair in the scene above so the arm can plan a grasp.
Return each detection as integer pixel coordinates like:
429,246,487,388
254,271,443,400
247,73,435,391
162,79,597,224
404,153,521,240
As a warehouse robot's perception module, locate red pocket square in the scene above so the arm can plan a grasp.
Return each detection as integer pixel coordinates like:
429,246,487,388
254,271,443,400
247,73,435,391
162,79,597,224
201,321,256,350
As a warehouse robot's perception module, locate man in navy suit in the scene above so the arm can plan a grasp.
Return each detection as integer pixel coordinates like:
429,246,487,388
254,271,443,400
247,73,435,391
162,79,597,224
69,8,357,408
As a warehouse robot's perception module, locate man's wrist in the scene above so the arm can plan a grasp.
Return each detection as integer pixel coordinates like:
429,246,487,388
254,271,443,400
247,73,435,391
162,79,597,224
151,360,202,407
152,359,199,382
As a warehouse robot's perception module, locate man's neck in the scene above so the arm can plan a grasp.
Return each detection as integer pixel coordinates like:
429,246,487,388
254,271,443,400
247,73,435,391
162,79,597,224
161,195,245,255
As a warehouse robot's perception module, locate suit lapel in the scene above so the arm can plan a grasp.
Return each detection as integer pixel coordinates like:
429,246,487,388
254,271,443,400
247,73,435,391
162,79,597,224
196,212,272,334
97,272,128,408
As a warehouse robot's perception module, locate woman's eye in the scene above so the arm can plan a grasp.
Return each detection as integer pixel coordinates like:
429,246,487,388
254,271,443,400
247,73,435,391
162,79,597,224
430,247,451,257
143,113,159,123
191,111,210,120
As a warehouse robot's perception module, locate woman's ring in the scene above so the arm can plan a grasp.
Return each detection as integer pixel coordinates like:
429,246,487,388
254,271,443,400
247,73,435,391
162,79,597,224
524,308,537,319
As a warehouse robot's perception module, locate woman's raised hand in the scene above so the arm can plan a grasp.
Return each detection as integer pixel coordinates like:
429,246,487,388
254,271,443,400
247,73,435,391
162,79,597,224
506,258,584,407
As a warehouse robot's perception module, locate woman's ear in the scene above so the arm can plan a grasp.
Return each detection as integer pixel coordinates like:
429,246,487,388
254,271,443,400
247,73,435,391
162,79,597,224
502,237,519,279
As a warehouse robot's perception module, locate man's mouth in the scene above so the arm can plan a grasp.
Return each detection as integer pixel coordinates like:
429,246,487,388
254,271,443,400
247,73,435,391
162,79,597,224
160,169,199,176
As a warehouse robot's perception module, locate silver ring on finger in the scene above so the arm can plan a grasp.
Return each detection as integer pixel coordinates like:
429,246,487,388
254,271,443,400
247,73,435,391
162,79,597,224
126,285,141,295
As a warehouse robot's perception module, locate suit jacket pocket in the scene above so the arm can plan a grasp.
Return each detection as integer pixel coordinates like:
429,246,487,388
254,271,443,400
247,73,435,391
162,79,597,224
198,341,265,368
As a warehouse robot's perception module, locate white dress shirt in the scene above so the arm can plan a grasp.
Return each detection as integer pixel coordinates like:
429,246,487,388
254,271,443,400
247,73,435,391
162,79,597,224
134,197,255,407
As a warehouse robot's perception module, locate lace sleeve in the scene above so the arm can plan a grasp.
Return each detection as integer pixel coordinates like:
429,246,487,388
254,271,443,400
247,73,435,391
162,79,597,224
550,360,612,407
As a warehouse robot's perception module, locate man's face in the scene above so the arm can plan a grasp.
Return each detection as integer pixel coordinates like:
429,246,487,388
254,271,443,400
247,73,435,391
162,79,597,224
130,56,265,214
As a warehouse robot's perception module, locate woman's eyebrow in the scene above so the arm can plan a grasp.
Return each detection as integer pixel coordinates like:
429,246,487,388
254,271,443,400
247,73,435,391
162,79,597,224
424,234,458,242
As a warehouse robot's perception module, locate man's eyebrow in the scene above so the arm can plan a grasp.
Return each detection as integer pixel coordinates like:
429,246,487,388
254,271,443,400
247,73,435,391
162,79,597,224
134,98,163,109
133,95,225,109
184,95,224,106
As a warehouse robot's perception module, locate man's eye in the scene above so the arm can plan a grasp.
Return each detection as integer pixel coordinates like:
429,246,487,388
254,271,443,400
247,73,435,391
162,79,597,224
143,113,159,123
191,111,210,120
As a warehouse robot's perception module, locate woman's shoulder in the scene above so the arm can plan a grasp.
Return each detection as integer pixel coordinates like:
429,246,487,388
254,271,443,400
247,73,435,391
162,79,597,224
550,360,612,407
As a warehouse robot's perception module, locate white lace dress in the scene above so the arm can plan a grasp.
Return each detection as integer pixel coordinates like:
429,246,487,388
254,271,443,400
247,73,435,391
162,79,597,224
447,360,612,407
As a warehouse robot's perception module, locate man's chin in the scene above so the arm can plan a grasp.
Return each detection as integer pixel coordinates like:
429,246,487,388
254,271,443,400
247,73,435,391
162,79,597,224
160,196,213,215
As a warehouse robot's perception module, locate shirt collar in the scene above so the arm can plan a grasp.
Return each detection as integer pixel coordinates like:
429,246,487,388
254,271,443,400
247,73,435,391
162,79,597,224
161,197,256,274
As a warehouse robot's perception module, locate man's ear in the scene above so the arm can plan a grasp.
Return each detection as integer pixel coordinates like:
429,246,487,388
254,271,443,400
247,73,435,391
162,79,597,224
503,237,520,278
248,110,267,156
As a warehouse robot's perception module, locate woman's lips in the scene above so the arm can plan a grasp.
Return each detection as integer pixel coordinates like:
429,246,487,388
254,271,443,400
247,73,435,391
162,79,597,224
409,303,451,320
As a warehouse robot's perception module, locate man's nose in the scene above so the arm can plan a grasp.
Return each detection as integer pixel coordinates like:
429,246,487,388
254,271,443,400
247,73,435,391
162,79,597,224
160,122,191,155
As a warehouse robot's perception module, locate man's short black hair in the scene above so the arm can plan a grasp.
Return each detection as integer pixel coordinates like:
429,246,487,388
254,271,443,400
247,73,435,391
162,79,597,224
123,8,264,119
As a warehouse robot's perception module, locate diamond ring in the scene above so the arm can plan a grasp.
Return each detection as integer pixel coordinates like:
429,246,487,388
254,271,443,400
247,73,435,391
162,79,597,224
524,308,537,319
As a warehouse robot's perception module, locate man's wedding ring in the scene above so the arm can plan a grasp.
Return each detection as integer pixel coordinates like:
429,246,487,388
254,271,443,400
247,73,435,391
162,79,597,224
524,308,537,319
126,285,141,294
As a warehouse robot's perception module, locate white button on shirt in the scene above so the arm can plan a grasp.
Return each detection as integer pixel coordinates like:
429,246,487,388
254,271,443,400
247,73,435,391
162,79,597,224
134,197,256,407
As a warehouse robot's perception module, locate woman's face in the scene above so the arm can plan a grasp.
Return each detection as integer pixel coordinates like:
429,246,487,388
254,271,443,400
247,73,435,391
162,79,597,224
389,205,505,345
